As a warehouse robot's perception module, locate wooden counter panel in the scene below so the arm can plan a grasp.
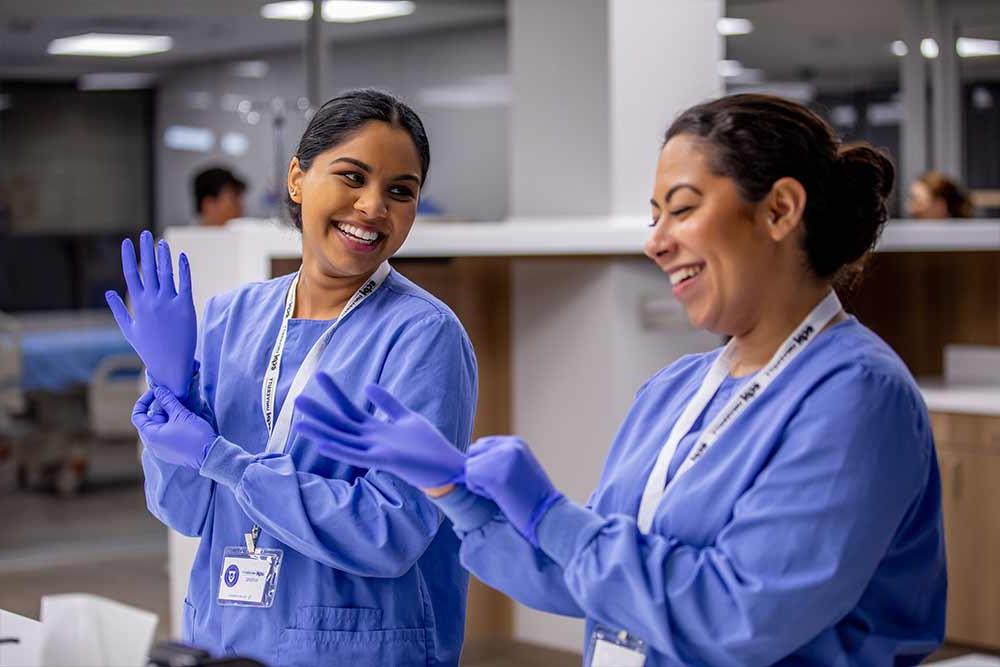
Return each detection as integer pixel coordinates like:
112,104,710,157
845,251,1000,377
931,412,1000,453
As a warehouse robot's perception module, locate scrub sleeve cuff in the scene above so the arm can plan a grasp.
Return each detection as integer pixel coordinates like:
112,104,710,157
536,497,607,568
430,486,501,533
199,436,255,489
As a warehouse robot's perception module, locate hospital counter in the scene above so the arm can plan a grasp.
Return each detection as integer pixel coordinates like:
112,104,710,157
921,345,1000,650
166,217,1000,657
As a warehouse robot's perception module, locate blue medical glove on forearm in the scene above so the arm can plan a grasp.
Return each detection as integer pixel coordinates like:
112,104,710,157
132,386,218,469
293,372,466,488
465,437,564,547
106,230,197,398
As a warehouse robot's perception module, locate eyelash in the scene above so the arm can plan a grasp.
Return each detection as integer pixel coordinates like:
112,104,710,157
649,206,694,227
337,171,415,200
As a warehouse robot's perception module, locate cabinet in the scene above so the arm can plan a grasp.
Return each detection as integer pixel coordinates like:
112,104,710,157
931,411,1000,647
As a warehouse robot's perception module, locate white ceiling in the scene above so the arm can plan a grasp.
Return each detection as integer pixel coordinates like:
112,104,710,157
0,0,506,79
1,0,998,88
726,0,1000,91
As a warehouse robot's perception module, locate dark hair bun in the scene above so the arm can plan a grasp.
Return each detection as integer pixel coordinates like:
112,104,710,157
807,144,895,277
664,94,896,284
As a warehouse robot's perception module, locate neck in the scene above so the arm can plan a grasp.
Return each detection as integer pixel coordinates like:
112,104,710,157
729,281,840,377
294,256,376,320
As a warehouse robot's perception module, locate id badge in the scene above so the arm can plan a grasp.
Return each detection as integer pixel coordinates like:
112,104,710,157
588,626,647,667
217,546,283,608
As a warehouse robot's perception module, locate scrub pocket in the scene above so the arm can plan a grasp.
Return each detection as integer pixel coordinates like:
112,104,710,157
278,606,427,667
182,599,197,645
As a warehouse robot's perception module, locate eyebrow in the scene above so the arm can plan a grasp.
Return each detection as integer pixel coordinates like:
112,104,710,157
329,157,421,184
665,183,703,203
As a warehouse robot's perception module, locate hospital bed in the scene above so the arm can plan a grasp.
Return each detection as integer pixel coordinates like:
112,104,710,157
0,309,142,495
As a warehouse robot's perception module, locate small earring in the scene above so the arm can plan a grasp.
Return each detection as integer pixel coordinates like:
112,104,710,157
768,215,777,225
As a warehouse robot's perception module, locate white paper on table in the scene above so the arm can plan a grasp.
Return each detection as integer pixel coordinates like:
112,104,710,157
40,594,158,667
0,609,42,667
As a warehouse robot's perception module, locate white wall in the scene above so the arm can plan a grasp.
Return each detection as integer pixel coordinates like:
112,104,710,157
508,0,610,217
154,23,508,230
608,0,723,215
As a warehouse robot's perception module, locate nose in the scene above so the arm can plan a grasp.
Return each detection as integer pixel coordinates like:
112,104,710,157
644,215,676,263
353,185,389,221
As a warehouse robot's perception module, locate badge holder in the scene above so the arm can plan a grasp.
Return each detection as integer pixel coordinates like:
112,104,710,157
217,526,283,608
588,626,647,667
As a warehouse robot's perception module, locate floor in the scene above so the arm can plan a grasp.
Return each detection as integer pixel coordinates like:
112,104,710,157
1,478,998,666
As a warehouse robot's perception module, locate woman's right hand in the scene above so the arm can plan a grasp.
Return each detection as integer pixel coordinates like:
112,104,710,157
106,230,197,399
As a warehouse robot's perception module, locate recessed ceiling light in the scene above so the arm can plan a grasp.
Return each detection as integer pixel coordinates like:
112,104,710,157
221,132,250,157
48,33,172,57
231,60,270,78
716,18,753,36
891,40,908,57
920,38,940,59
957,37,1000,58
164,126,214,153
261,1,415,23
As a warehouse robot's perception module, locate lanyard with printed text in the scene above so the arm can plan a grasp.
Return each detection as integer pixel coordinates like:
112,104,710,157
635,290,843,533
245,262,390,554
260,261,391,454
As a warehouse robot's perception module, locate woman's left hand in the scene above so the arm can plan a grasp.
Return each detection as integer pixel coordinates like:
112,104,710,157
132,386,218,469
465,437,563,547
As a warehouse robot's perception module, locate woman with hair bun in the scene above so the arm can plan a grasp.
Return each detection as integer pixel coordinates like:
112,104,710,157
296,94,946,665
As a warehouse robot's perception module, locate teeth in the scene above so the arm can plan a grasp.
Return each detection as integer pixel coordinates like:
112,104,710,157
336,222,380,243
669,265,704,286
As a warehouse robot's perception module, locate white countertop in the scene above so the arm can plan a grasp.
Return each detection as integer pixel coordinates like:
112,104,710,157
212,218,1000,258
402,219,1000,255
919,383,1000,416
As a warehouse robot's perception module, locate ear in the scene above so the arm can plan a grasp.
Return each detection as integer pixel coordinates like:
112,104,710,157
287,157,305,204
763,177,807,242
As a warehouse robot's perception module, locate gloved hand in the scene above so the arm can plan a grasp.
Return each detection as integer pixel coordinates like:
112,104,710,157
132,386,218,469
293,372,466,489
106,230,197,399
465,437,564,547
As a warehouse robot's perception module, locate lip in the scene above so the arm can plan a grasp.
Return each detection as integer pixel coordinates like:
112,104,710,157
667,262,706,299
331,220,386,255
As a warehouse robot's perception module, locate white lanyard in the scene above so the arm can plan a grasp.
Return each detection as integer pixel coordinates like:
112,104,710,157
635,291,843,533
260,262,391,455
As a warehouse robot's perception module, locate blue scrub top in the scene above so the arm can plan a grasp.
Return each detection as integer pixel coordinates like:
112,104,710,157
436,317,946,666
141,269,478,667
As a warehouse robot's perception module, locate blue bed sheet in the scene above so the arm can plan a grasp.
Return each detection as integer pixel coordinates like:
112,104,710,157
21,326,139,392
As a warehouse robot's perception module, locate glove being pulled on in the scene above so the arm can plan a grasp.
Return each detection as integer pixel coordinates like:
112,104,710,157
465,436,564,547
132,386,218,469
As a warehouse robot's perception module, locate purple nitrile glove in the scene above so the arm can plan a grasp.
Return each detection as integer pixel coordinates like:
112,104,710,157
132,386,218,469
106,230,197,399
293,372,466,489
465,436,564,547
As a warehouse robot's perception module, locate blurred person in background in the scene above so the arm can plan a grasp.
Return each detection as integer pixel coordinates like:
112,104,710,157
906,170,974,219
193,167,246,226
